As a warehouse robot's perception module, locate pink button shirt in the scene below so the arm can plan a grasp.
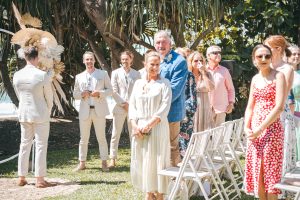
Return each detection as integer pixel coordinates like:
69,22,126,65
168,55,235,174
207,65,235,113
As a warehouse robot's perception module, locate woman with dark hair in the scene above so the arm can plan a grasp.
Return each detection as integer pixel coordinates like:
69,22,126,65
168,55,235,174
178,51,197,158
244,44,285,199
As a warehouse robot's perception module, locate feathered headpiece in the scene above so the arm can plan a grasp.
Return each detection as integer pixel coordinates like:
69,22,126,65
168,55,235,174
11,3,67,114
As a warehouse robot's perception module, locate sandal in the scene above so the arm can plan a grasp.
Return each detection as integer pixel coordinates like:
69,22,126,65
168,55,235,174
36,181,57,188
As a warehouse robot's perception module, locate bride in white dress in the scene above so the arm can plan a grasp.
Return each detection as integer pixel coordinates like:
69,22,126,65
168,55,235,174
129,51,172,200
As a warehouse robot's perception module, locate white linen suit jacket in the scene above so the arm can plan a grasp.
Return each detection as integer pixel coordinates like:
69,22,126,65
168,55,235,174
73,69,113,120
13,65,53,123
111,68,141,115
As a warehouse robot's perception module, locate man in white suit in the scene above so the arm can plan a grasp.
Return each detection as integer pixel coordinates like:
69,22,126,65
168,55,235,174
13,47,54,188
108,50,140,168
73,51,112,172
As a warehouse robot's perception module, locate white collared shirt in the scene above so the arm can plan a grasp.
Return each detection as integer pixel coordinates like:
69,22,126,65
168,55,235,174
85,70,96,106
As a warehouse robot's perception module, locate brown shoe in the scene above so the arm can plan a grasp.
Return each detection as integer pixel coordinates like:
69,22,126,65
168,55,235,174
102,160,109,172
73,165,86,172
108,159,116,169
17,179,28,186
36,181,57,188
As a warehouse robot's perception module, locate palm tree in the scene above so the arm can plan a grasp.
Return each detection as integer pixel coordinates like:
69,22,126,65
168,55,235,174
0,0,228,116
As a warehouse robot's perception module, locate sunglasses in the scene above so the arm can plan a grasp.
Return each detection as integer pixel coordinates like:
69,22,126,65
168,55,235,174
210,51,221,55
256,54,271,60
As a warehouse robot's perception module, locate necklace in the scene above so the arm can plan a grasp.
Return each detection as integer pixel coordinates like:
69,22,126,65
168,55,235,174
261,72,273,85
142,81,151,94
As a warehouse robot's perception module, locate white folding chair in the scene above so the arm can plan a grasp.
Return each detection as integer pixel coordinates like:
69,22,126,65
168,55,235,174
159,129,225,200
213,121,243,199
232,118,246,154
275,178,300,200
206,125,242,200
220,120,245,179
195,126,234,200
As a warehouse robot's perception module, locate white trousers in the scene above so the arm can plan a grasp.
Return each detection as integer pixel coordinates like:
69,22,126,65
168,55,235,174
18,121,50,177
79,109,108,161
109,113,131,159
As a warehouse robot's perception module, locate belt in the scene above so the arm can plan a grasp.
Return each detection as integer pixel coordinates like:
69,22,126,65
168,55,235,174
90,106,95,109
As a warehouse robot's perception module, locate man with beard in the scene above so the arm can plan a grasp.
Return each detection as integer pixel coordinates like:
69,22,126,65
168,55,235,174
108,50,140,168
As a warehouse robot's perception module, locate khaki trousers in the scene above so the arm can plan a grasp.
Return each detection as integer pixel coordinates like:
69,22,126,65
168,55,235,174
18,121,50,177
79,109,108,161
212,112,226,127
169,122,181,167
109,113,131,159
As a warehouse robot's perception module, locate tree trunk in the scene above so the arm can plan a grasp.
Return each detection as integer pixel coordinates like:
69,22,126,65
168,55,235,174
81,0,144,70
75,25,111,74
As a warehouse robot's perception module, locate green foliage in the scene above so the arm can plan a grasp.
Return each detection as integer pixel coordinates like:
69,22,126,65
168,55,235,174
192,0,299,119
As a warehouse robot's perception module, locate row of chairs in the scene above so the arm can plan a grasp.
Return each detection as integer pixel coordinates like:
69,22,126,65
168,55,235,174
159,118,246,200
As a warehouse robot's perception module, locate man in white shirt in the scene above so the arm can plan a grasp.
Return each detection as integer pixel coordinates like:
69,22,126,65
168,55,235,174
73,51,113,172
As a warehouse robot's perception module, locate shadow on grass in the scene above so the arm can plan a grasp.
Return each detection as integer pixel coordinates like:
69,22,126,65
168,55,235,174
78,180,126,185
0,147,131,175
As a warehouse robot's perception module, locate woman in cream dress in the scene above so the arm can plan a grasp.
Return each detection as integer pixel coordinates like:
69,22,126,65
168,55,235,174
129,51,172,200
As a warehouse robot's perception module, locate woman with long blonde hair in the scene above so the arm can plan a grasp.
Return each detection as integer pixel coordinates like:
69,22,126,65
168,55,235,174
188,51,215,132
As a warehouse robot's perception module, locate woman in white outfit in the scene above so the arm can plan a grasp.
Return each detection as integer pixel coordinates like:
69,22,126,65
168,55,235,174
129,51,172,200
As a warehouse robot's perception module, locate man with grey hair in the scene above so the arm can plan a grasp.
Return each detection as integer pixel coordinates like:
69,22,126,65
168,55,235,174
206,45,235,127
155,30,188,166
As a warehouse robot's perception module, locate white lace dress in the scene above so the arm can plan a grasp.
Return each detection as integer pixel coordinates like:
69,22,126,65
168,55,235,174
129,78,172,194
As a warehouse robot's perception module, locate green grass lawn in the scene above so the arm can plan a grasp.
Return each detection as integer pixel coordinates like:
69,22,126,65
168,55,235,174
0,147,256,200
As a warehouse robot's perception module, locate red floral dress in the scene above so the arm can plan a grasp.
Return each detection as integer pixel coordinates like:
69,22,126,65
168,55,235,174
244,82,284,196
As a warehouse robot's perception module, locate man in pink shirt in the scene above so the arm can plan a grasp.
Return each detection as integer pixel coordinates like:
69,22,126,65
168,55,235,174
206,45,235,126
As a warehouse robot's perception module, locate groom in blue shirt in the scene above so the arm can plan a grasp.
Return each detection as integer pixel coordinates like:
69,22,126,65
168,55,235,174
154,30,188,166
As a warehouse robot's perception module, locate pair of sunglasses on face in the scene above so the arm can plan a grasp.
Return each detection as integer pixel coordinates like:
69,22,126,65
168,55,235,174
256,54,272,60
210,51,221,55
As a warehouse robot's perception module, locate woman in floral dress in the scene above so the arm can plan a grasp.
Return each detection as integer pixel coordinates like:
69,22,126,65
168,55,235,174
178,64,197,158
244,44,286,199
